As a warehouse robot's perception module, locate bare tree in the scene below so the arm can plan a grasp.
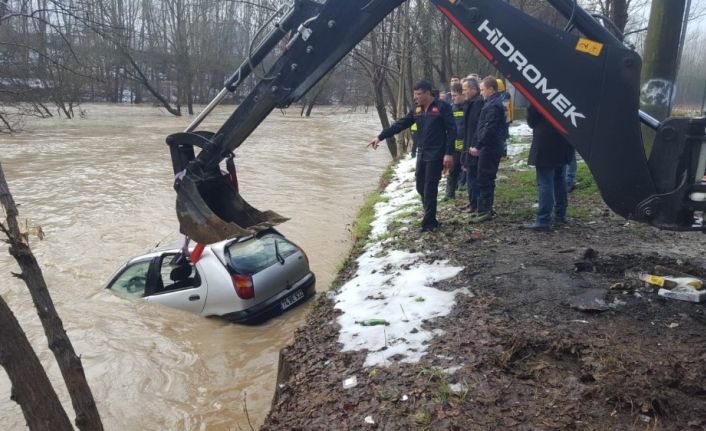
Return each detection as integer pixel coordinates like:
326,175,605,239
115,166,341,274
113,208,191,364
0,163,104,431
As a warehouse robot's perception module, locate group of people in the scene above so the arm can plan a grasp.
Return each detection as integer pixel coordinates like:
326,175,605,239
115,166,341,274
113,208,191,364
368,75,572,233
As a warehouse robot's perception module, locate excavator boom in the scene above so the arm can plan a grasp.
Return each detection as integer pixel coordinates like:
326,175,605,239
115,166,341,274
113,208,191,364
167,0,706,245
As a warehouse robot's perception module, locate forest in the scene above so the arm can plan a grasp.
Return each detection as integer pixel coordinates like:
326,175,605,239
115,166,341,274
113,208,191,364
1,0,705,134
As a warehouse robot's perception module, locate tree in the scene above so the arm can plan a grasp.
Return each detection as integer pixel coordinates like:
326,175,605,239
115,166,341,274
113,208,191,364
0,164,103,430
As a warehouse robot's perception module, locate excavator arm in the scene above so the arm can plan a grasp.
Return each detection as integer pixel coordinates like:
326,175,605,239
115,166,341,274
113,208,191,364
167,0,706,245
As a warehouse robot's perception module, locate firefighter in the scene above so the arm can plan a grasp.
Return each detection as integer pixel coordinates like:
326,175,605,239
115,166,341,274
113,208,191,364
368,80,456,232
445,82,466,201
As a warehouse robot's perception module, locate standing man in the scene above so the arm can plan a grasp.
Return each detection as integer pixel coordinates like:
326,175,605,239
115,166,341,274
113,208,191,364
469,76,505,223
444,83,466,201
369,80,455,232
460,78,483,213
523,104,573,230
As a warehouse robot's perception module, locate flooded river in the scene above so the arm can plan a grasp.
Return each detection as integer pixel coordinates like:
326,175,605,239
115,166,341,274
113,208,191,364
0,104,389,429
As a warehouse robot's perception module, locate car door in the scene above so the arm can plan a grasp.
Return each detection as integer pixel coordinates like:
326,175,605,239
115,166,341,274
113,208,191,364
145,252,208,315
106,259,152,298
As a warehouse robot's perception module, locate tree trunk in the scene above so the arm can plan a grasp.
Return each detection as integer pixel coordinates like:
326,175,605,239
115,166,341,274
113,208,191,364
0,296,73,431
0,164,104,431
640,0,687,121
610,0,629,35
374,83,397,159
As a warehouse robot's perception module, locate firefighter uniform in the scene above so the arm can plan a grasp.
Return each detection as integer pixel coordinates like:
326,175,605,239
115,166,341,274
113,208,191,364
445,101,466,199
377,100,456,230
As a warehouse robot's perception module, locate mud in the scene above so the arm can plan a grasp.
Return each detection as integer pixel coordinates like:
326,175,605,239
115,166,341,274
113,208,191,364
262,201,706,430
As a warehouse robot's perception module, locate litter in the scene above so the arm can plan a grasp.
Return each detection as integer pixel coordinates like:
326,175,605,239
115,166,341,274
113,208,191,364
658,286,706,303
342,376,358,389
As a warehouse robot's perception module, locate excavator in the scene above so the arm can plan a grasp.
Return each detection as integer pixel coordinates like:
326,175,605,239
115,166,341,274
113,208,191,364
166,0,706,246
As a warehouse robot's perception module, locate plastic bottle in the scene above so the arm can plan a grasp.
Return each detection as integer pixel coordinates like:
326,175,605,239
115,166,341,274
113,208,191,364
356,319,389,326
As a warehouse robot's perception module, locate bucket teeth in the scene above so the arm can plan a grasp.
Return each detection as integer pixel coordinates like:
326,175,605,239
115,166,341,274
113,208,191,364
176,174,288,244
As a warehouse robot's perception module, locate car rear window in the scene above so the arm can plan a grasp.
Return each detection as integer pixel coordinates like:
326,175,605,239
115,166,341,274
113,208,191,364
226,233,299,274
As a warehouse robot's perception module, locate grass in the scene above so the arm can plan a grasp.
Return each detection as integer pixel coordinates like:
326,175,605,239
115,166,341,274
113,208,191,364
349,163,396,243
494,157,602,223
417,367,448,383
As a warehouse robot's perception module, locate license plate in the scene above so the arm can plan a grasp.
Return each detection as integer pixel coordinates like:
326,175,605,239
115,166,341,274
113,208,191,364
280,289,305,311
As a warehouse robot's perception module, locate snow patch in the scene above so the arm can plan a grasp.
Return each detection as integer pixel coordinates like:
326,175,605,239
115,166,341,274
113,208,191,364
335,156,466,367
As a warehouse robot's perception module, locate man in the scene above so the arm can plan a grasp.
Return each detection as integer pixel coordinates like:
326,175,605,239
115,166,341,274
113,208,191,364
460,78,483,213
523,104,573,230
444,83,466,201
369,80,455,232
468,76,505,223
443,76,460,104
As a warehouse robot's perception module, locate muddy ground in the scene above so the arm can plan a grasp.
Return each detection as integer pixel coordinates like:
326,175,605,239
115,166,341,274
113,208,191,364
262,178,706,430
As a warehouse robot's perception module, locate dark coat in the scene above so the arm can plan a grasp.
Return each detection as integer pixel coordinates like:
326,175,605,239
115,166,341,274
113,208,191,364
526,105,573,168
473,92,505,154
462,94,483,167
378,99,456,162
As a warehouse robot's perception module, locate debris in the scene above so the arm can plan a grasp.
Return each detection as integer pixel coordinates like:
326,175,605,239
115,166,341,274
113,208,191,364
570,320,590,324
342,376,358,389
666,323,679,328
639,414,651,423
639,273,703,290
658,287,706,303
569,289,609,312
400,395,409,401
356,319,390,326
364,416,375,425
582,247,598,260
610,282,629,290
653,264,700,279
573,261,594,272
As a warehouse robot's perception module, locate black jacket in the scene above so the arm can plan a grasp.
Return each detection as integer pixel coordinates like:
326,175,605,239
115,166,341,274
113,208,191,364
526,105,573,168
462,94,483,167
378,99,456,162
473,92,505,153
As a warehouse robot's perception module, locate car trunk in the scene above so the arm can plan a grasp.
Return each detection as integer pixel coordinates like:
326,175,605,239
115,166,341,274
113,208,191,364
225,232,310,302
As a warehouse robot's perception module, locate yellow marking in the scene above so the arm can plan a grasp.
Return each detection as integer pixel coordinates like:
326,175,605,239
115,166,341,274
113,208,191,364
576,38,603,57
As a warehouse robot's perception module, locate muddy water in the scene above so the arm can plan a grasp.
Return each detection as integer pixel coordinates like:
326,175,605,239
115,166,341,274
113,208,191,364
0,104,389,429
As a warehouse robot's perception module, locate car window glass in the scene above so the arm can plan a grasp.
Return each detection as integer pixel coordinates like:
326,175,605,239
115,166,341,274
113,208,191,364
227,233,299,274
156,253,201,294
109,260,151,297
275,237,299,258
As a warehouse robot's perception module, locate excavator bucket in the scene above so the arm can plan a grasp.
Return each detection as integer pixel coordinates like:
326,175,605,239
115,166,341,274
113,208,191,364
168,132,288,245
175,175,288,245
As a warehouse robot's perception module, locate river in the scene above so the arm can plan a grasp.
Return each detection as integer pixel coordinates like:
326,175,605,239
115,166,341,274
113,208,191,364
0,103,389,429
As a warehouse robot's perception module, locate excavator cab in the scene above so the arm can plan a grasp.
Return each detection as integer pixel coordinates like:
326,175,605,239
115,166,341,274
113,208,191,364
168,0,706,245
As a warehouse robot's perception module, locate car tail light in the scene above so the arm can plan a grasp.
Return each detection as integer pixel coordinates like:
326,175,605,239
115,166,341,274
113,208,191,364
231,274,254,299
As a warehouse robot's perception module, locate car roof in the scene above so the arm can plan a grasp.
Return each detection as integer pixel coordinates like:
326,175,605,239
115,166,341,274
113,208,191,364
127,229,283,265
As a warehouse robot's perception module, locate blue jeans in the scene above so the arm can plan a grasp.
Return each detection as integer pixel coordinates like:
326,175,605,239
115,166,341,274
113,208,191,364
566,149,577,189
536,166,568,226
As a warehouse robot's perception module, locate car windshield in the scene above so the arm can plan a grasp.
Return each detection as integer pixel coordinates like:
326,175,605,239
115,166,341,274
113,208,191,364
226,232,299,275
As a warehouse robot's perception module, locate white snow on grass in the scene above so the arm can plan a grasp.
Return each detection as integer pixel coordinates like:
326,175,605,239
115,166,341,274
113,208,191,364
335,156,466,367
510,121,532,137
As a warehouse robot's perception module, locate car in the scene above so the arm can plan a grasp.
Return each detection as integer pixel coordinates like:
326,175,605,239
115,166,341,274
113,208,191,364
105,229,315,324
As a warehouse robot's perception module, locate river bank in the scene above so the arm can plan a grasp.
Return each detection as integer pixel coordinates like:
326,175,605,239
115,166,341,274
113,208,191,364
262,127,706,430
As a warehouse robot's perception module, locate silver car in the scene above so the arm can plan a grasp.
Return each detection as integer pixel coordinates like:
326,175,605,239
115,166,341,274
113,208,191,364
105,229,315,324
